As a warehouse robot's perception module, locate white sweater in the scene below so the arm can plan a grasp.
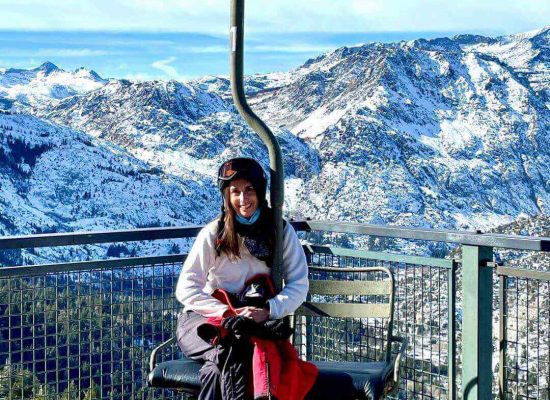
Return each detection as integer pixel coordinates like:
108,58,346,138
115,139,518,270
175,219,309,319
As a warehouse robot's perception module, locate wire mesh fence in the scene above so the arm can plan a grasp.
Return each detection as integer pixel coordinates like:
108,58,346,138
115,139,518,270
498,267,550,400
0,235,548,399
0,246,457,400
295,246,456,399
0,256,184,400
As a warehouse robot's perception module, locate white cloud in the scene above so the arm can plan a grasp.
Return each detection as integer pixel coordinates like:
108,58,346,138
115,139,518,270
0,0,547,34
350,0,384,14
185,46,227,54
0,48,115,59
183,44,335,54
151,57,190,81
250,44,336,53
122,72,158,81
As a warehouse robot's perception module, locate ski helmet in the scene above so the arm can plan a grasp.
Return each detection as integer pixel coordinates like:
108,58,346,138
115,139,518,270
217,157,267,201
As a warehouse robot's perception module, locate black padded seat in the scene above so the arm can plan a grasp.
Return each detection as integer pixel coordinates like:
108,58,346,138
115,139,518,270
148,357,202,394
148,356,394,399
306,360,393,400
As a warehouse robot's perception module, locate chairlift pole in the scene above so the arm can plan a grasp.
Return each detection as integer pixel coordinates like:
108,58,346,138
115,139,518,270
229,0,284,292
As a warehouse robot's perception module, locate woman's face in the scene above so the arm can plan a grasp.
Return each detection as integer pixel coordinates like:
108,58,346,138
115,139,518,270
229,178,258,219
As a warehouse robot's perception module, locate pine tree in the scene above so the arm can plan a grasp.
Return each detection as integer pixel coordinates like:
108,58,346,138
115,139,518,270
83,380,101,400
0,365,50,399
60,380,78,400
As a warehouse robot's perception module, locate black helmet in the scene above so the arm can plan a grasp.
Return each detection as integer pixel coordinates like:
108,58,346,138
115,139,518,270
217,157,267,201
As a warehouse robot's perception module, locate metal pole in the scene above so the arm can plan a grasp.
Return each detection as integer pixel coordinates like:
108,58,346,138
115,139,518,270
461,245,494,400
229,0,284,292
448,260,457,400
498,275,507,399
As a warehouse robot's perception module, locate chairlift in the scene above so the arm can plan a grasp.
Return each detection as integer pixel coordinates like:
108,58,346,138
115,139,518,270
148,1,406,398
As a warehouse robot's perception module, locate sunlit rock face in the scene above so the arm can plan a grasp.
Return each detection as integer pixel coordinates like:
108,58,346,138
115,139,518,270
247,27,549,231
0,62,107,110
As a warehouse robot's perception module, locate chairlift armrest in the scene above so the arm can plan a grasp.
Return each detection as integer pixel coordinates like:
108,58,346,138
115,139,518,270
149,337,177,372
390,335,407,383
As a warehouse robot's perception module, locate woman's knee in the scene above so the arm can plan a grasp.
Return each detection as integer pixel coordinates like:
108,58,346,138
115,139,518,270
176,311,190,353
199,361,221,381
176,311,220,361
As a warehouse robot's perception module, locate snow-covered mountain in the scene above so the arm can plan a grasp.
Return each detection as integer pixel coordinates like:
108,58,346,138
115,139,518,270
455,28,549,95
0,110,217,264
37,77,319,187
492,213,549,271
0,61,107,110
1,28,548,250
246,26,549,230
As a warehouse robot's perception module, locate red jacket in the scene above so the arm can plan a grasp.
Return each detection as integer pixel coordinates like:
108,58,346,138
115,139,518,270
205,275,318,400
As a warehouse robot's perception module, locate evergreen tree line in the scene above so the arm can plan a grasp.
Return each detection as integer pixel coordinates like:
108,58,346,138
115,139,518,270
0,270,181,400
4,135,52,168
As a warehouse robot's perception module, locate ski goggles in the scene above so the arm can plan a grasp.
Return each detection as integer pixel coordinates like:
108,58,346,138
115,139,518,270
217,158,266,183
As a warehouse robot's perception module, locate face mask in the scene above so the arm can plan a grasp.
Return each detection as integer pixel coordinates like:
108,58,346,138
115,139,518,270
235,207,261,225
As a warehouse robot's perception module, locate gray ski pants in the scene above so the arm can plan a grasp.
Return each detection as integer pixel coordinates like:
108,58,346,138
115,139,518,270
176,310,253,400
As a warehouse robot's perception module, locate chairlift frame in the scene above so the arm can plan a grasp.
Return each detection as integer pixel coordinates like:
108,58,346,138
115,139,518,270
148,1,407,398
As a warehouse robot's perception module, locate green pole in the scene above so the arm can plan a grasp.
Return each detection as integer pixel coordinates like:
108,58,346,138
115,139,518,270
461,245,494,399
498,274,507,399
448,260,457,400
229,0,284,292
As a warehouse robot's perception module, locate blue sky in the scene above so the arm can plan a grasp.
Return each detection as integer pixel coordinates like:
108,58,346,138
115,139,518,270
0,0,548,80
1,0,548,33
0,30,489,80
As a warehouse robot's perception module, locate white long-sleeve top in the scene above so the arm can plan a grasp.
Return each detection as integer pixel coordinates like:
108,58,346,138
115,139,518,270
175,219,309,320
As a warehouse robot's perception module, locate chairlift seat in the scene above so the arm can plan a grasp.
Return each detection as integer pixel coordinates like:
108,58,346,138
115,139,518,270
148,255,406,400
148,356,396,399
148,355,200,394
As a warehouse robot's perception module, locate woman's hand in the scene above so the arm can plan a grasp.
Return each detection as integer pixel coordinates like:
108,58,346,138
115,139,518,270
235,306,269,323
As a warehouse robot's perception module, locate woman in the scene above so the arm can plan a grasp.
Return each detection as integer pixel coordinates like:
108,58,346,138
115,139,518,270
175,157,312,400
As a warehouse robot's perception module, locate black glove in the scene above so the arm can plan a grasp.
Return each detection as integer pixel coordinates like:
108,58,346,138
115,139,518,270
196,323,222,344
222,315,262,338
222,315,293,341
261,316,293,340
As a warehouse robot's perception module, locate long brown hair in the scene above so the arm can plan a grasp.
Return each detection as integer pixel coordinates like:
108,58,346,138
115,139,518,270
216,187,241,260
215,187,275,263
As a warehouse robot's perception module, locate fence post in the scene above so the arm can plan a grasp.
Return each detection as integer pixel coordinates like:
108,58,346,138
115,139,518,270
461,245,493,400
448,260,457,400
498,274,507,399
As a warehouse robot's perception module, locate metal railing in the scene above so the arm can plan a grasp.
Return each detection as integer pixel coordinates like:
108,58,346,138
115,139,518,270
297,245,457,399
0,220,548,399
498,266,550,400
0,256,184,400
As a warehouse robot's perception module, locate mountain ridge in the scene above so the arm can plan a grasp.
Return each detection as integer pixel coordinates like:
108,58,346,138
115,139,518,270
0,27,547,248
